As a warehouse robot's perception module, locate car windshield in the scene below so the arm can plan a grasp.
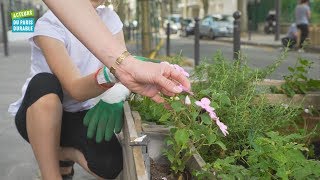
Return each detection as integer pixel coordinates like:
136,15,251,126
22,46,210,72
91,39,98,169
181,19,192,25
221,16,233,22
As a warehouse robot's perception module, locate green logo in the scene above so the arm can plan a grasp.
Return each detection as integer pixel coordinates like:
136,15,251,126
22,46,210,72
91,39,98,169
11,9,34,19
11,9,35,33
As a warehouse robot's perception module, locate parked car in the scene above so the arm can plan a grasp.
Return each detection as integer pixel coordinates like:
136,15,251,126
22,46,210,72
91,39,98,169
199,15,234,39
180,18,195,37
163,19,179,34
163,14,183,35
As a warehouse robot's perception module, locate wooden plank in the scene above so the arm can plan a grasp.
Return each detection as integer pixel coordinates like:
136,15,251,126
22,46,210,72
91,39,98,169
258,93,320,109
123,102,149,180
142,124,170,134
132,111,142,133
255,79,285,87
122,103,137,180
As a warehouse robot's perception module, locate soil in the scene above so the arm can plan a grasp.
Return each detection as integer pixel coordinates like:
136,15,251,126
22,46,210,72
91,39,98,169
150,159,193,180
150,159,173,180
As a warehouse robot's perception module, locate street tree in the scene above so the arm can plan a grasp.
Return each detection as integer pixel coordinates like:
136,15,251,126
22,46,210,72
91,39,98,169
201,0,209,16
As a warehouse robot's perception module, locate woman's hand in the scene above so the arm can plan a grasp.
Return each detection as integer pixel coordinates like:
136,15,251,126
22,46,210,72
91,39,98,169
115,56,191,103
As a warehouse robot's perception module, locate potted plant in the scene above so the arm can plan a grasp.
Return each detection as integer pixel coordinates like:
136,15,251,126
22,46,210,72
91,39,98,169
127,52,320,179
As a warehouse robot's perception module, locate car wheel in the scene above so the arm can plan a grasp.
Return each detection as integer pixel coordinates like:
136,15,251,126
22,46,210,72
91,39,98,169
209,29,215,39
180,30,186,37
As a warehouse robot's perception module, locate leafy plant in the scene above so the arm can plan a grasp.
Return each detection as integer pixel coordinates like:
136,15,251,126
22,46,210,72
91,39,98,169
156,92,228,176
191,51,300,159
211,132,320,179
130,50,316,178
271,57,320,97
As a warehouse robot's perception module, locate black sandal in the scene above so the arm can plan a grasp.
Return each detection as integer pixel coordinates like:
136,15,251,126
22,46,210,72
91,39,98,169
59,160,75,180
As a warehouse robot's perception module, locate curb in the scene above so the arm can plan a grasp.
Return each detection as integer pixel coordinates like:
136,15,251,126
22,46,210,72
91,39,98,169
149,38,164,59
215,39,320,53
215,39,282,48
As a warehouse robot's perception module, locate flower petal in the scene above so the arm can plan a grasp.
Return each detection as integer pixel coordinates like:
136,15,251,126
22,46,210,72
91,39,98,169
185,95,191,105
201,98,211,106
216,119,229,136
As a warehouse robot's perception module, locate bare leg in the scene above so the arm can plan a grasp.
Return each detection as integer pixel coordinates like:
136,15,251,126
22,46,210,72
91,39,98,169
59,147,106,180
26,94,63,180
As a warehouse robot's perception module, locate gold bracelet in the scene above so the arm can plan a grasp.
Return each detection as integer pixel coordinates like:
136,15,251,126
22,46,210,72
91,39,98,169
110,51,131,75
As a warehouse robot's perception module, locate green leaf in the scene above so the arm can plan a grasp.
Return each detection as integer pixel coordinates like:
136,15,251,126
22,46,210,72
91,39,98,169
166,139,174,146
207,133,217,145
199,89,212,96
296,66,307,73
171,101,185,112
166,150,175,163
215,141,227,150
288,67,295,72
220,94,231,106
200,113,212,125
191,111,199,121
174,129,189,147
159,112,171,123
210,101,220,109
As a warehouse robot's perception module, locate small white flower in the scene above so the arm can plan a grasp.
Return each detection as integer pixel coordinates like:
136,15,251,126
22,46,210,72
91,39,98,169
174,96,180,101
281,103,289,109
185,95,191,105
304,109,310,114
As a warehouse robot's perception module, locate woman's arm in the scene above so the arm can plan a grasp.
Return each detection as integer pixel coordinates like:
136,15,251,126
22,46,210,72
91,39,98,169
34,35,109,102
42,0,124,67
42,0,190,103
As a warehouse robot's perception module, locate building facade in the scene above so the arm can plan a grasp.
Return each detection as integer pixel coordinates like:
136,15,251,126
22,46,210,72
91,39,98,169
179,0,237,19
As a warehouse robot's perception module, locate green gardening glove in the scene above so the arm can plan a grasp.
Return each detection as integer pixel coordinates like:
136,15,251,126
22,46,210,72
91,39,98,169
133,56,161,63
84,83,130,142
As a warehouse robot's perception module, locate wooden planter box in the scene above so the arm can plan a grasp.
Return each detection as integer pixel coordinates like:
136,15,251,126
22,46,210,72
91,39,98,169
256,79,320,109
121,102,149,180
122,102,212,180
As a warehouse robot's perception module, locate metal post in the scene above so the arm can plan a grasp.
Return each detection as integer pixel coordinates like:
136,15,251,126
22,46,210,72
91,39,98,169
166,22,170,56
1,2,9,56
275,0,280,41
248,19,252,41
194,17,200,66
233,11,241,60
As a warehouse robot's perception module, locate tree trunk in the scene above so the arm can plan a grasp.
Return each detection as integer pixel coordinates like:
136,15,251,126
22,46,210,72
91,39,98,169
201,0,209,16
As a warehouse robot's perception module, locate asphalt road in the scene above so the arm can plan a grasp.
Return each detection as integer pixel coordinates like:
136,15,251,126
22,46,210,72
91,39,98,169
161,35,320,80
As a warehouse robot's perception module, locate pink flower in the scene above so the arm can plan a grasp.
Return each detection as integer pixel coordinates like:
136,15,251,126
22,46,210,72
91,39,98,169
185,95,191,105
195,98,214,113
195,97,228,136
216,119,229,136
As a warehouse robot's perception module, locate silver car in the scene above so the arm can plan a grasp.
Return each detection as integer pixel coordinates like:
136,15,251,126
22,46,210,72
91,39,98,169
199,15,233,39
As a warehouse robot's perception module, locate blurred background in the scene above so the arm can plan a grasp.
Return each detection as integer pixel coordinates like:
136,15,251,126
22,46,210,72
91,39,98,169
1,0,320,56
0,0,319,179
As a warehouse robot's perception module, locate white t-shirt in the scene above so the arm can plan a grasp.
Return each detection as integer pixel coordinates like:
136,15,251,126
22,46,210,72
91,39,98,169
8,6,123,116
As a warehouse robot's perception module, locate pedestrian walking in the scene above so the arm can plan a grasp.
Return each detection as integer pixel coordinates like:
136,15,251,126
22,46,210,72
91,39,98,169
8,0,190,179
295,0,311,52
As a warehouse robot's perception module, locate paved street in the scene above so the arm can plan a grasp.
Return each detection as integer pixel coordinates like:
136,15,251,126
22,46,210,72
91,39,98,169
157,34,320,80
0,40,98,179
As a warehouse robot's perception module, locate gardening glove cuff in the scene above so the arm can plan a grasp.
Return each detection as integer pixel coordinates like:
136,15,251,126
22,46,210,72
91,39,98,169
101,83,130,104
96,66,118,85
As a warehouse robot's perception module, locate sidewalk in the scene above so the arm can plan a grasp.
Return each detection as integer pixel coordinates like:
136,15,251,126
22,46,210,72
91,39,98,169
215,33,320,53
0,38,138,179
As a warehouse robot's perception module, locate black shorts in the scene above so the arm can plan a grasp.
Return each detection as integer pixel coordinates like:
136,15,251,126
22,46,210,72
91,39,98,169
15,73,123,179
